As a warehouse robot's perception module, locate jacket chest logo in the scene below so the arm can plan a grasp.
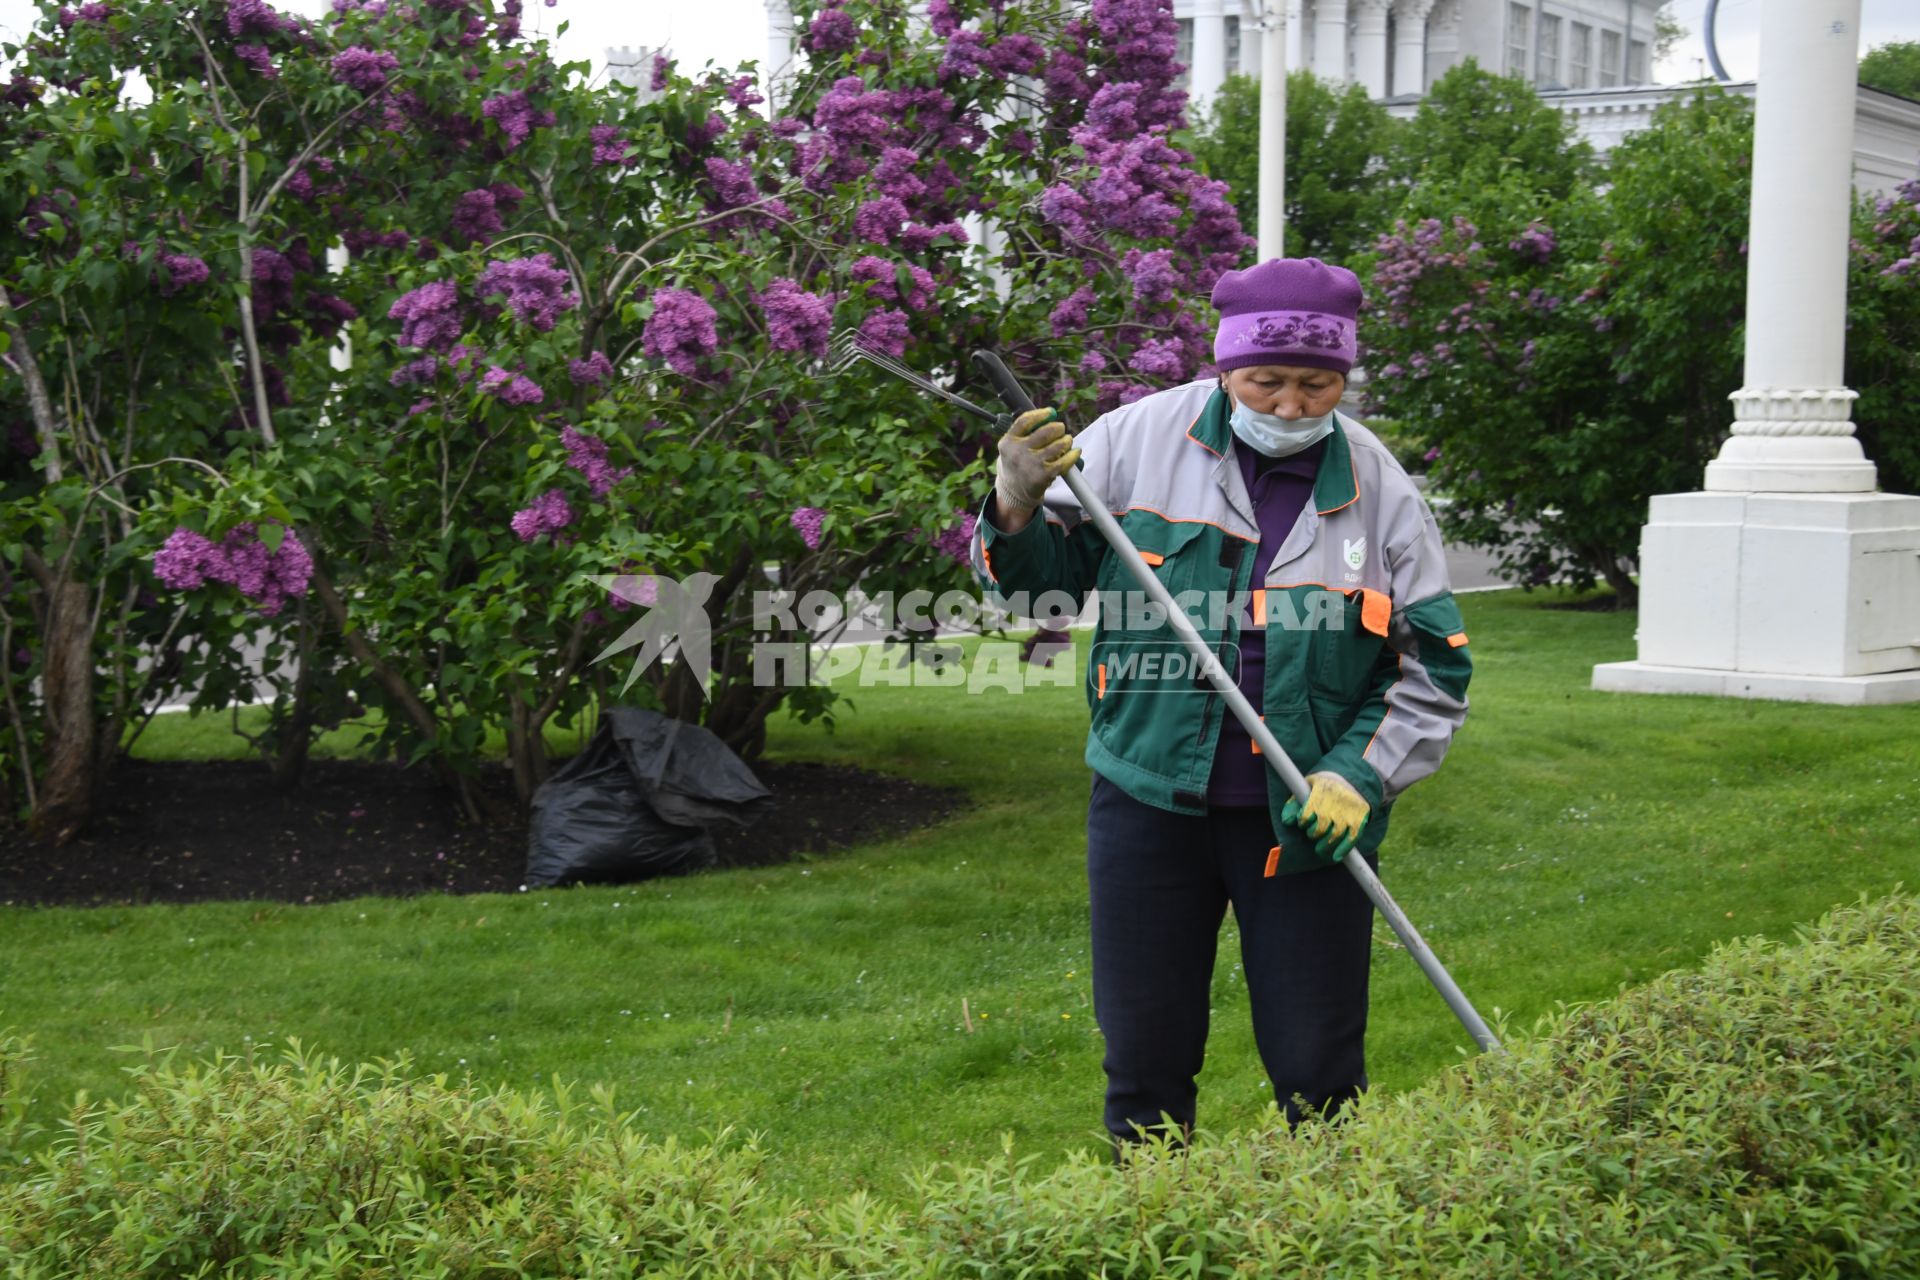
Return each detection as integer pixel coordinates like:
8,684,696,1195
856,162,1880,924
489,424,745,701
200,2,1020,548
1341,536,1367,582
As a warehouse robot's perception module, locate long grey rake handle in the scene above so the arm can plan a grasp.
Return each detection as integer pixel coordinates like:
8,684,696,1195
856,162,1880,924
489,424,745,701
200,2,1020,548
971,351,1502,1055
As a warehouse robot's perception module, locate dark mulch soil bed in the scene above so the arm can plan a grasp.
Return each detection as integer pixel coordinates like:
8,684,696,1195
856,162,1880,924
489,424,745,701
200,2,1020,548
0,758,968,909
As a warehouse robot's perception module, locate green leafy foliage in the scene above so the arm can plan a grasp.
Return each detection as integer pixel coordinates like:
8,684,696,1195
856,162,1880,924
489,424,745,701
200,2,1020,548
1359,82,1920,597
4,892,1917,1276
1859,40,1920,100
1385,60,1596,205
1186,70,1400,263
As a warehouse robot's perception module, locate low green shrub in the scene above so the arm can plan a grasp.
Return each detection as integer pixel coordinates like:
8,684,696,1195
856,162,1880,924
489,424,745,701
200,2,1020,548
4,895,1916,1277
0,1030,33,1171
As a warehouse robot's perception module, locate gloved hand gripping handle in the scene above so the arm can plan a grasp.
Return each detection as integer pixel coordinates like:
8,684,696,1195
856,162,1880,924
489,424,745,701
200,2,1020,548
969,349,1502,1055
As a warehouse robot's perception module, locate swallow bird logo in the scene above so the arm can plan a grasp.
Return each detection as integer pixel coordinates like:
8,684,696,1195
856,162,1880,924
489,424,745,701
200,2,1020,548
588,573,720,696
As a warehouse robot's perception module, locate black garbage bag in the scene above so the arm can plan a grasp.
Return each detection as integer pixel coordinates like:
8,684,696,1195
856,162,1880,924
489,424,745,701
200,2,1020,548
526,708,772,887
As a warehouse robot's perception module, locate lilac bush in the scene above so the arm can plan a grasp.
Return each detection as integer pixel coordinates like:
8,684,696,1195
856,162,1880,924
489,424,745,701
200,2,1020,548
0,0,1252,831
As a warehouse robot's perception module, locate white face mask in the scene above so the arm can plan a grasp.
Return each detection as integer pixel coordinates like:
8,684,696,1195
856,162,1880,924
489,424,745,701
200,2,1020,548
1227,398,1336,458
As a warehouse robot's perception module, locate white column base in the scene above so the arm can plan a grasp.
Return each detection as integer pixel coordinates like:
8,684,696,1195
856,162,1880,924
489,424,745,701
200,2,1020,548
1592,662,1920,705
1703,435,1878,493
1591,490,1920,703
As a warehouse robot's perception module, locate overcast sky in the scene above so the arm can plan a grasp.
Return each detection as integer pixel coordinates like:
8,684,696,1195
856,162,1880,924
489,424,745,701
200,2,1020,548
2,1,1917,97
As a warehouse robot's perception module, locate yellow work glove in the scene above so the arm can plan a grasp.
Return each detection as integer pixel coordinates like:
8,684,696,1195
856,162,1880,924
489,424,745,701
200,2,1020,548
993,406,1081,516
1280,771,1370,863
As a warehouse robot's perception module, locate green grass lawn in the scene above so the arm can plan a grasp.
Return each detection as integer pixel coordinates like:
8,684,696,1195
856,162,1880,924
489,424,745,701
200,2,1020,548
4,587,1918,1202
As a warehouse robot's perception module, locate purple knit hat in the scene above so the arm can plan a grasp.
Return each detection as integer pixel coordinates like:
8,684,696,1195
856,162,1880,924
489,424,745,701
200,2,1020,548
1210,257,1363,375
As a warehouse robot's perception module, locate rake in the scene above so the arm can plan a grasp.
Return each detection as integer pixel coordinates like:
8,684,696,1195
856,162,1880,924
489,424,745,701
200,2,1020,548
829,330,1004,425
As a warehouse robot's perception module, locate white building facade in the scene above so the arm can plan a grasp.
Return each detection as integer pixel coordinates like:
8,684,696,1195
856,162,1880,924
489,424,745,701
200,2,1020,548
1169,0,1659,108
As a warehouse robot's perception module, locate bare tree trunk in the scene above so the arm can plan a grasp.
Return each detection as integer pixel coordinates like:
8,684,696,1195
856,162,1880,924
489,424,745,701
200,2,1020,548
271,603,318,789
506,693,538,807
31,581,95,845
1599,558,1639,610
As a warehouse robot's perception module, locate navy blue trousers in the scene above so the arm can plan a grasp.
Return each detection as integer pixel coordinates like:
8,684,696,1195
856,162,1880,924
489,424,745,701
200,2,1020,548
1086,771,1377,1143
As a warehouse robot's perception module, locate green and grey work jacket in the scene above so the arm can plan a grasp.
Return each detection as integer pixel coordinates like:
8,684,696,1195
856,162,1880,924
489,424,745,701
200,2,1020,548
969,380,1472,874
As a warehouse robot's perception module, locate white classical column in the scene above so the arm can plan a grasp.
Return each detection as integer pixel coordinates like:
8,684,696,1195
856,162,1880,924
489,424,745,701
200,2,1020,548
1237,1,1260,74
1593,0,1920,704
1256,0,1289,259
1351,0,1390,97
1192,0,1229,113
1704,0,1875,493
763,0,795,111
1424,0,1461,84
1312,0,1348,83
1391,0,1434,96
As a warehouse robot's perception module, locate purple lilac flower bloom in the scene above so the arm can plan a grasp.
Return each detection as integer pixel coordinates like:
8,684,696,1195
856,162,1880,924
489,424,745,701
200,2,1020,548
1123,248,1179,305
849,256,935,312
1080,350,1108,374
853,197,909,245
804,5,858,55
650,51,673,91
858,308,911,358
897,221,968,254
1039,185,1092,239
1098,381,1153,408
987,33,1044,76
158,254,210,296
153,528,222,590
1127,338,1185,380
704,156,759,208
560,425,631,496
389,355,439,386
590,124,633,166
686,112,727,149
1508,221,1556,264
1423,446,1442,463
251,248,295,314
931,511,977,564
475,253,578,331
790,506,826,550
307,294,358,335
510,489,574,541
234,43,276,77
641,287,720,376
926,0,960,36
567,350,613,385
871,148,925,201
724,74,763,110
813,76,895,149
75,2,112,22
940,30,988,80
480,90,546,149
226,0,293,38
450,188,505,243
331,47,398,92
1048,287,1095,337
154,522,311,615
756,279,833,357
1093,0,1179,81
388,280,464,351
481,365,545,405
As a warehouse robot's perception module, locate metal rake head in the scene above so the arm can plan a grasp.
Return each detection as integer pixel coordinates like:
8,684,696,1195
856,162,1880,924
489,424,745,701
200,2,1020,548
826,328,1002,424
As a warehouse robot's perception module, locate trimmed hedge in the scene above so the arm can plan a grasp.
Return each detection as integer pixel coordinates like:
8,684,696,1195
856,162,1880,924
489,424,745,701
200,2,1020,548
3,894,1917,1278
